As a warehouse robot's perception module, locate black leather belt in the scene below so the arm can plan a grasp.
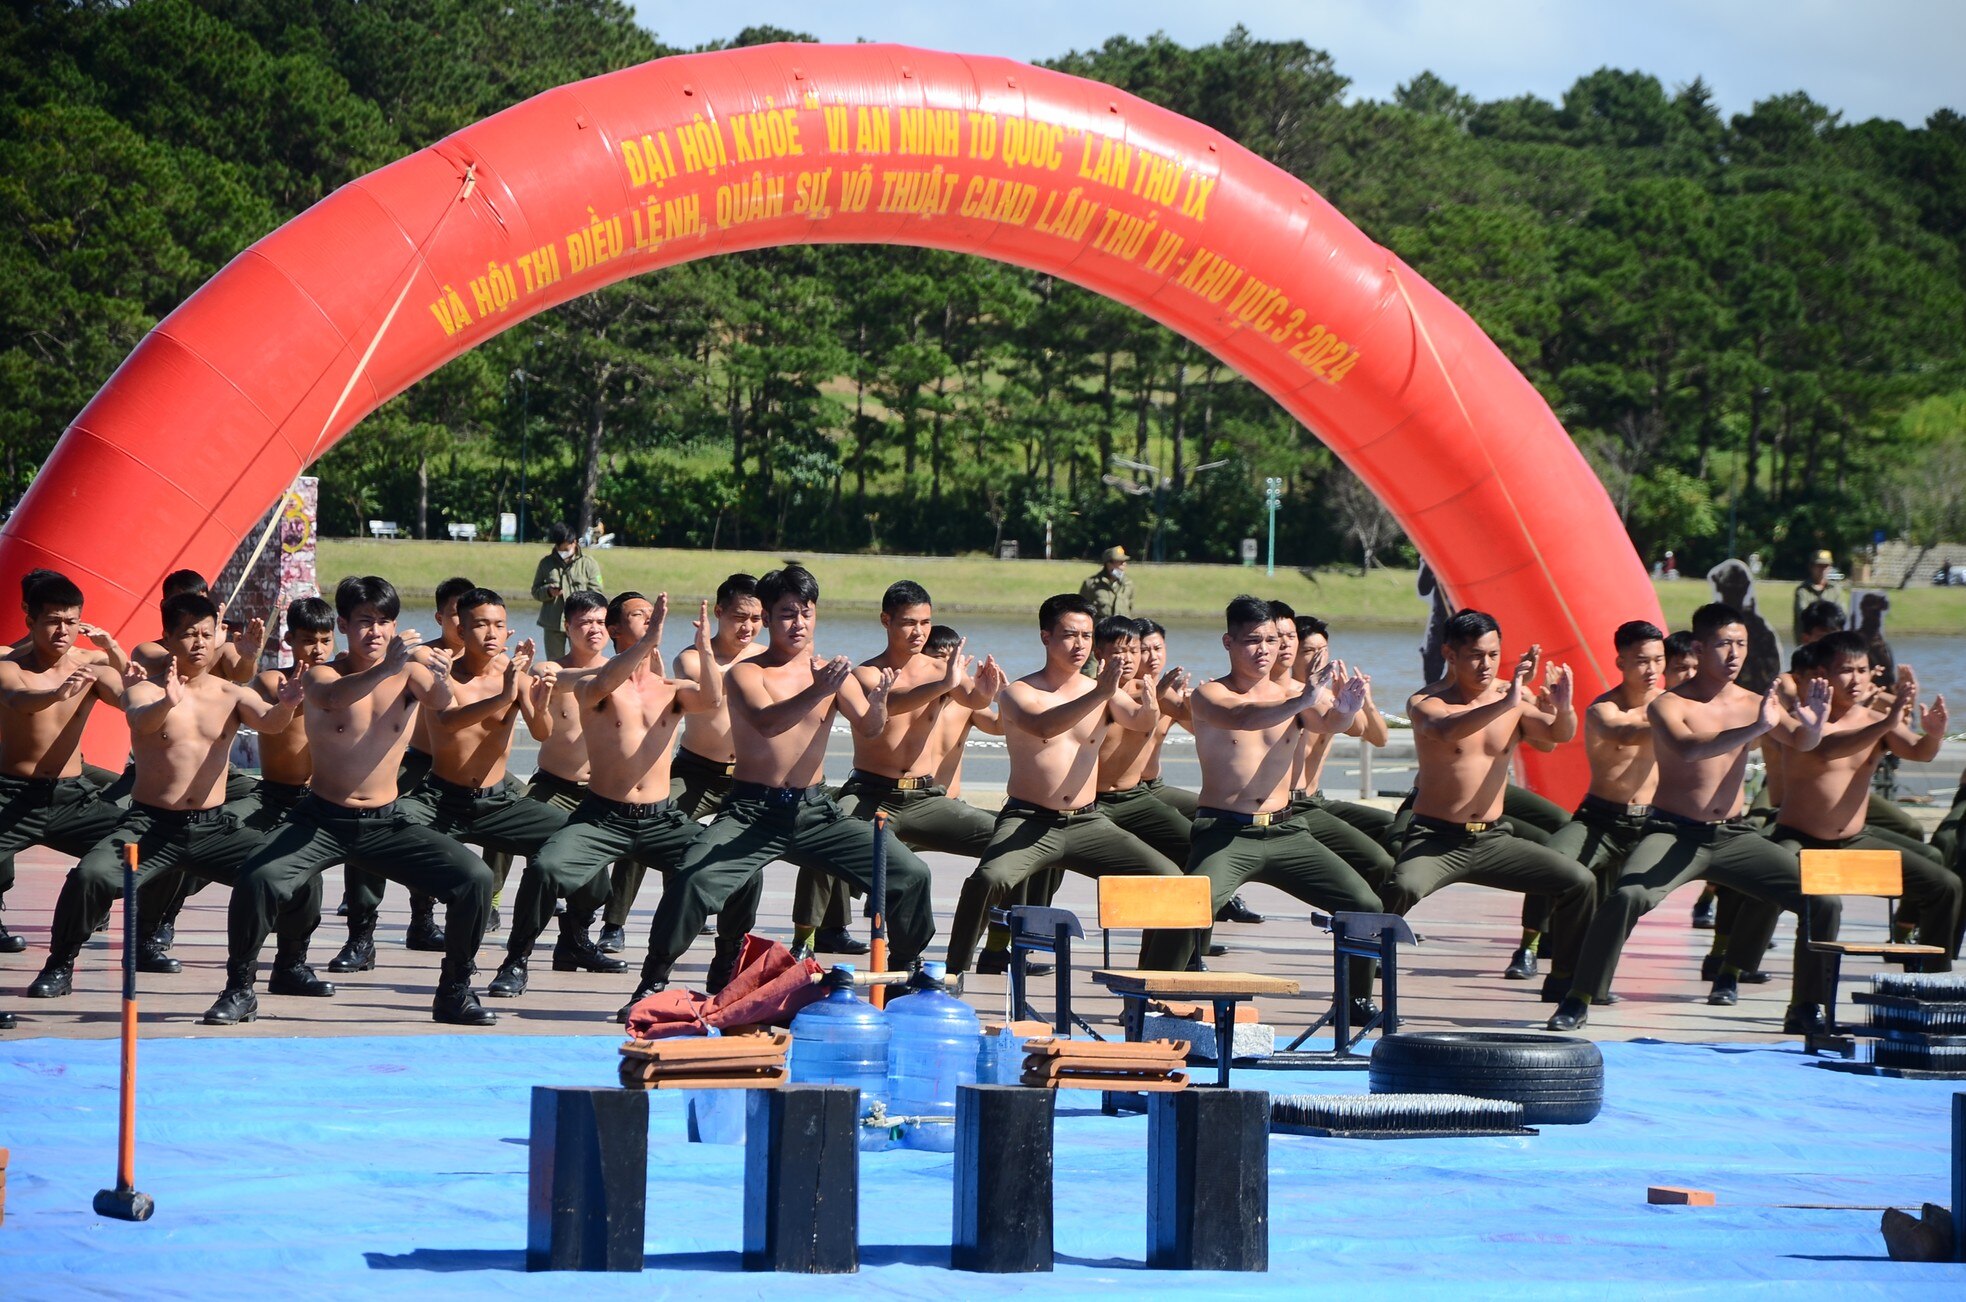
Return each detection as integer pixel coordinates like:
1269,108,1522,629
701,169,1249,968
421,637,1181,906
429,774,500,801
1198,806,1283,827
309,796,398,820
731,780,823,806
1580,792,1650,820
1002,797,1098,818
1650,807,1754,832
589,793,677,820
1412,813,1497,835
133,802,228,824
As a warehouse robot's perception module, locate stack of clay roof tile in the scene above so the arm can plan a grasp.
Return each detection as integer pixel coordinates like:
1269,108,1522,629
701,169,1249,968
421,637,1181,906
1020,1037,1190,1091
617,1029,790,1089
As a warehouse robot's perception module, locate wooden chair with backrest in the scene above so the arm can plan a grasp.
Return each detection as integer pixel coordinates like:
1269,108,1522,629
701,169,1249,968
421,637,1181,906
1799,847,1946,1057
1089,875,1299,1089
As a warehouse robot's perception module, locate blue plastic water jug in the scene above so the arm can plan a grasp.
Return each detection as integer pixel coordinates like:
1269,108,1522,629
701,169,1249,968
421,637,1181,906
788,965,891,1150
884,962,981,1151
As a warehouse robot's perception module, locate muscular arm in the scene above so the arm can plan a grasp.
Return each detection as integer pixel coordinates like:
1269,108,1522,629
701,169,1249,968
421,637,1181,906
0,663,95,712
1649,693,1777,761
730,661,846,739
673,640,725,715
438,665,520,731
233,680,300,732
121,680,174,736
1107,679,1162,734
1001,679,1114,740
309,657,410,712
582,629,664,707
1409,688,1520,742
1181,681,1313,732
835,667,892,739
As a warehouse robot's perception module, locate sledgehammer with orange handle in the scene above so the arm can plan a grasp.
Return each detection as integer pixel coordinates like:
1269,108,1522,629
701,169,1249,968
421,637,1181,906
94,842,153,1222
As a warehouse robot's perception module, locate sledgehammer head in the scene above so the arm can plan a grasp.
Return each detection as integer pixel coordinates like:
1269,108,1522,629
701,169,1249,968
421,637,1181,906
93,1185,154,1222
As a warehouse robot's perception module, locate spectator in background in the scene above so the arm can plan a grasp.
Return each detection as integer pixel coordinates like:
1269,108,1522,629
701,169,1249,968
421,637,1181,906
1792,549,1844,644
1080,546,1135,619
531,522,603,660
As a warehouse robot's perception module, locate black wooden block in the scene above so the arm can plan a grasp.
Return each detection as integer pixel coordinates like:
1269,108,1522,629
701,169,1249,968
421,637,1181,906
1148,1088,1269,1271
742,1086,859,1273
953,1084,1054,1273
527,1086,648,1272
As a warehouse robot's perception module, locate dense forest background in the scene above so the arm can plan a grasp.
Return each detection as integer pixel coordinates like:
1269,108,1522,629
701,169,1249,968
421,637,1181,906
4,0,1963,575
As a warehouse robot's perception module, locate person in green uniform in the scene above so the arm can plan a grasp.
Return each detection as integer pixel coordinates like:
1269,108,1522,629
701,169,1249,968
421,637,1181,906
531,523,604,660
491,592,742,1003
792,581,1007,958
944,593,1185,977
1137,597,1380,999
1386,611,1598,985
1548,603,1838,1034
201,575,497,1029
628,566,937,1007
1791,549,1844,645
28,593,325,1001
1079,546,1136,619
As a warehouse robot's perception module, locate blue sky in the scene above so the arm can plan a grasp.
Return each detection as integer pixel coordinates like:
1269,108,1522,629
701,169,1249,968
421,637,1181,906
629,0,1961,126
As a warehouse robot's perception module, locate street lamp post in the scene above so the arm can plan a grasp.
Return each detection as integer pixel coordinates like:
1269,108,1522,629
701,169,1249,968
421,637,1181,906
1264,477,1282,576
511,368,531,545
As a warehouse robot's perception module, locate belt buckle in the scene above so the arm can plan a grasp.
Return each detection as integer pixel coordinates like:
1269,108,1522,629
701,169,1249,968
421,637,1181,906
1465,820,1491,834
1250,811,1274,827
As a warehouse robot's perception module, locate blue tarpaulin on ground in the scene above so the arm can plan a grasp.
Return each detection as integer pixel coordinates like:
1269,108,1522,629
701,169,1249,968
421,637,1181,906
1,1033,1961,1298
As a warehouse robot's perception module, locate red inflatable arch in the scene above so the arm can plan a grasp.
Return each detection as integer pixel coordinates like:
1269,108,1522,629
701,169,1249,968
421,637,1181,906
0,44,1660,800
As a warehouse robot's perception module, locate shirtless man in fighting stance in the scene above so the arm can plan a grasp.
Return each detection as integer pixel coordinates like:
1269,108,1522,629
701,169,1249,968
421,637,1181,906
29,593,323,999
944,593,1184,976
1549,602,1835,1033
1137,596,1380,994
202,576,495,1028
1385,610,1598,985
632,566,936,1004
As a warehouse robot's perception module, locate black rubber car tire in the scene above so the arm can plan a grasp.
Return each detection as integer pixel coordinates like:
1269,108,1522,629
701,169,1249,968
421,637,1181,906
1368,1031,1604,1125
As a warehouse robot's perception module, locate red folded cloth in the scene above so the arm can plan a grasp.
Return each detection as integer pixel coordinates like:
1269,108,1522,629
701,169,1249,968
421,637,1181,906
625,934,826,1040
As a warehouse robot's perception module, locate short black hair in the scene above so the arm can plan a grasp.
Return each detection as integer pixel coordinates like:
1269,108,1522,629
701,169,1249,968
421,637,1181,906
1613,620,1665,652
1225,594,1274,632
161,569,208,600
1140,619,1167,639
882,580,931,615
434,576,476,610
286,596,334,637
1443,609,1500,648
1817,630,1869,665
564,590,608,623
547,522,574,546
334,575,401,621
23,570,82,616
1268,600,1296,624
606,591,650,627
455,588,505,622
924,624,961,656
1798,599,1846,638
1690,603,1744,643
1295,614,1330,641
1789,641,1825,675
1095,614,1140,646
18,568,59,600
716,573,759,608
1038,593,1095,632
161,591,219,635
1663,631,1698,660
757,565,820,611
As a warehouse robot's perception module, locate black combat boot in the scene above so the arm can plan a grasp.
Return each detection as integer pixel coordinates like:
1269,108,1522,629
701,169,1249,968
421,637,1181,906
202,962,259,1025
